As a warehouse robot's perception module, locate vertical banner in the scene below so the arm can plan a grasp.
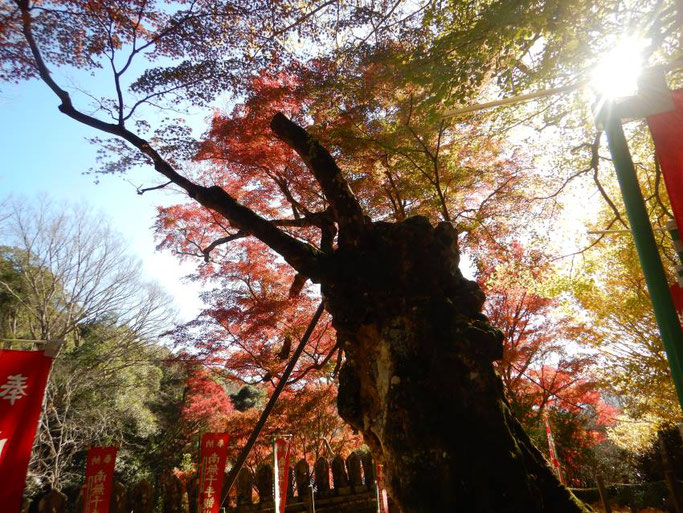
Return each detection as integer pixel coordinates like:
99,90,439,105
273,436,292,513
0,349,55,513
82,446,117,513
544,413,565,485
198,432,229,513
671,283,683,316
647,89,683,234
375,464,389,513
666,220,683,313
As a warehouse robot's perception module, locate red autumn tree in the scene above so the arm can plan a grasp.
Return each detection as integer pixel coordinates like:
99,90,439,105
159,62,537,385
181,368,235,433
177,366,360,468
221,383,362,468
143,59,591,511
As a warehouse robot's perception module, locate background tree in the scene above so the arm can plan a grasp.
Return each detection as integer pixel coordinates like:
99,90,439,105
478,241,618,485
563,133,683,451
221,382,361,468
0,197,179,494
0,198,171,343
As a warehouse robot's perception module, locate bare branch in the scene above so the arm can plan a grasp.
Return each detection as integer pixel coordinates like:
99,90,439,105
554,216,622,261
136,180,173,195
201,231,246,262
592,171,628,229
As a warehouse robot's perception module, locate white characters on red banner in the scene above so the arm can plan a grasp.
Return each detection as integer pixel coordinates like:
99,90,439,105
198,433,229,513
87,464,108,512
273,436,292,513
0,350,55,513
376,464,389,513
0,374,28,405
202,452,220,513
82,447,117,513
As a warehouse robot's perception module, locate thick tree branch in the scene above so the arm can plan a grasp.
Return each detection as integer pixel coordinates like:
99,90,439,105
17,1,323,280
270,112,366,243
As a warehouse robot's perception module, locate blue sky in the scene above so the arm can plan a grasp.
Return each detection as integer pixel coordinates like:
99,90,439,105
0,79,203,321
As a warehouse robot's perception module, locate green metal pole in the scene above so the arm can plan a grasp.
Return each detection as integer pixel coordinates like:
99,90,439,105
602,104,683,412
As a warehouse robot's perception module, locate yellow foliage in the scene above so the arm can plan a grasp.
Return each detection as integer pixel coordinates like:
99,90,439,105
607,413,661,453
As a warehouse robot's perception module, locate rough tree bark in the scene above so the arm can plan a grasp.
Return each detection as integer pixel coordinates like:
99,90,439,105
324,217,589,512
269,111,590,512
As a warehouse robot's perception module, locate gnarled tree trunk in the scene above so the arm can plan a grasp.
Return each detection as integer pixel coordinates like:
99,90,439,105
322,217,589,513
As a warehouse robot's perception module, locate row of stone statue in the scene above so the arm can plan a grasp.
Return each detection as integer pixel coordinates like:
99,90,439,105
26,450,379,513
227,449,378,505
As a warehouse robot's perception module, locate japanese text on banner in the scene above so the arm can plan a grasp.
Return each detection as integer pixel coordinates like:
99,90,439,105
0,349,54,513
83,446,117,513
198,432,230,513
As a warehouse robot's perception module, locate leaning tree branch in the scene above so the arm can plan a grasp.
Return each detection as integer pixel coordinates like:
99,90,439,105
270,112,366,243
593,166,628,229
18,1,324,281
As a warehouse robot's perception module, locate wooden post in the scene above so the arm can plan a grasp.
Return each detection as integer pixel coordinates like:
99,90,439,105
109,481,128,513
314,457,330,497
254,463,274,505
595,474,612,513
309,484,316,513
331,455,351,495
161,473,187,513
130,480,155,513
660,432,683,513
236,468,254,506
294,459,310,499
346,452,363,492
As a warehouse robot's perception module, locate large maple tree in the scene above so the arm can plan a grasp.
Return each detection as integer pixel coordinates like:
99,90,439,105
142,61,588,510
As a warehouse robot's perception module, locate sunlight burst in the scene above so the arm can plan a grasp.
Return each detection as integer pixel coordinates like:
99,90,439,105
591,37,648,99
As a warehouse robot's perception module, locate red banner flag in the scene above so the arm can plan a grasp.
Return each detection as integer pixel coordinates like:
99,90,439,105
0,348,55,513
672,284,683,315
274,436,292,513
375,464,389,513
82,446,117,513
647,89,683,233
198,432,229,513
